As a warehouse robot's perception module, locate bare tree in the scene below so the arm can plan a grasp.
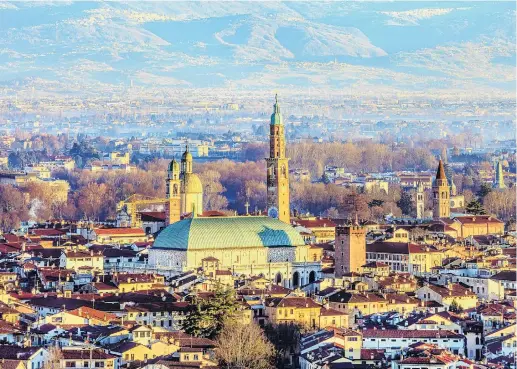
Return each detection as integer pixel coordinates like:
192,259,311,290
216,321,274,369
43,345,63,369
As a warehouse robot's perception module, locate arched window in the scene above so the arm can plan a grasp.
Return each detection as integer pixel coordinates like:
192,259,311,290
309,271,316,284
275,273,282,285
292,272,300,288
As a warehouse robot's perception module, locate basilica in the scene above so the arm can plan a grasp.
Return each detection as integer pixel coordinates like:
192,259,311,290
148,96,321,288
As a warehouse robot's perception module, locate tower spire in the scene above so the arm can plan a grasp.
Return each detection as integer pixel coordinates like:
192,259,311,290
266,94,290,223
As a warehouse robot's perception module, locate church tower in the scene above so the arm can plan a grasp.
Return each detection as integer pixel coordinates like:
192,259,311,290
335,224,366,277
266,94,290,223
180,145,203,216
494,161,506,189
165,158,181,225
433,159,450,218
416,181,424,219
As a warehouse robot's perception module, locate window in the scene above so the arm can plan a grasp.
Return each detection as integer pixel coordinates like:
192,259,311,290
84,362,89,367
65,362,76,368
348,337,358,342
194,355,199,361
94,363,104,368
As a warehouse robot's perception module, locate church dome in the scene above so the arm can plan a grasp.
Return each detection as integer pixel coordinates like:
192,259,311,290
169,158,179,172
182,147,193,162
182,173,203,194
153,216,306,250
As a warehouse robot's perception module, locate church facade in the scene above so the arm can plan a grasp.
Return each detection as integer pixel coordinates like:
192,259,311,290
149,96,321,288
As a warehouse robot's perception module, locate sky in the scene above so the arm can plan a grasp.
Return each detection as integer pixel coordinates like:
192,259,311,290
0,1,515,99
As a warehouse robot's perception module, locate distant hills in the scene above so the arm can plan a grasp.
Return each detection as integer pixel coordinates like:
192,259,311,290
0,1,514,99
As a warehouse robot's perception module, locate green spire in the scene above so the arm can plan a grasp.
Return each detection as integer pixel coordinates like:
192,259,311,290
494,161,506,189
271,93,283,125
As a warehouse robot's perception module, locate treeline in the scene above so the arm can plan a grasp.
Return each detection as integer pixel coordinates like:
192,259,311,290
243,142,438,177
0,141,515,230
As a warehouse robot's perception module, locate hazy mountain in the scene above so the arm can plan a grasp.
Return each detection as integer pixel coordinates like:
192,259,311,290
0,1,514,98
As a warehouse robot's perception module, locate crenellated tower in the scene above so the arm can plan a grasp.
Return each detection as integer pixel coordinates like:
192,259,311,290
266,94,290,223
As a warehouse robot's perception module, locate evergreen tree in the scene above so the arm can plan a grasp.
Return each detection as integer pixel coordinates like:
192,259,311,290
321,173,331,184
397,191,415,216
449,299,460,313
465,200,487,215
263,322,301,369
181,286,239,339
477,183,492,199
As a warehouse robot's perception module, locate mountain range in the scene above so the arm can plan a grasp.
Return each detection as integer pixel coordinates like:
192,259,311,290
0,1,514,99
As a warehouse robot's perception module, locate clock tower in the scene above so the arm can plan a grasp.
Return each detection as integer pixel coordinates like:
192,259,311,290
266,94,290,224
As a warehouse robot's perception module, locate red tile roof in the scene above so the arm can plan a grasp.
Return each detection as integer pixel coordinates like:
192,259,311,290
361,329,463,339
94,228,145,236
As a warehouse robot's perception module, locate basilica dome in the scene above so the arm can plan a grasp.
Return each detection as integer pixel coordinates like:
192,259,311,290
153,216,306,251
182,173,203,194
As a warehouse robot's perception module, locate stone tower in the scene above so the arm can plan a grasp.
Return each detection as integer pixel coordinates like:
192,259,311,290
335,225,366,277
433,159,450,219
416,181,425,219
165,158,181,225
493,161,506,189
266,94,290,224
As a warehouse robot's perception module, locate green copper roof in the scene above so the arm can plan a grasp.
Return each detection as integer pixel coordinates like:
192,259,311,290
270,94,283,125
153,216,305,250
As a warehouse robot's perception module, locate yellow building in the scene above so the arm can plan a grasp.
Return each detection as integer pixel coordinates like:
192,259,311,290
329,292,388,317
444,216,505,238
293,218,336,243
385,228,410,243
92,227,147,245
265,296,348,329
416,283,478,310
113,273,166,293
115,341,153,365
108,151,130,165
61,249,104,272
408,244,444,275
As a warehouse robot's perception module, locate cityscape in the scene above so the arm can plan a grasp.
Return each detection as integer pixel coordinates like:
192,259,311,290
0,2,515,369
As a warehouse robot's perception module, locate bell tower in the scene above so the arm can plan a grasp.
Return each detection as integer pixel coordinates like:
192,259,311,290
433,159,450,219
266,94,290,223
165,158,181,225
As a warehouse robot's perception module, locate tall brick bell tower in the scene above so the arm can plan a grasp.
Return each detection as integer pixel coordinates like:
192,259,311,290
266,94,290,224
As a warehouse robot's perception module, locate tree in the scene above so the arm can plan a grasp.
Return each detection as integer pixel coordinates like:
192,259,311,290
465,200,487,215
477,183,492,199
263,323,300,369
43,345,63,369
397,191,415,216
448,299,463,313
216,321,274,369
0,185,28,231
181,287,239,339
321,173,331,184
